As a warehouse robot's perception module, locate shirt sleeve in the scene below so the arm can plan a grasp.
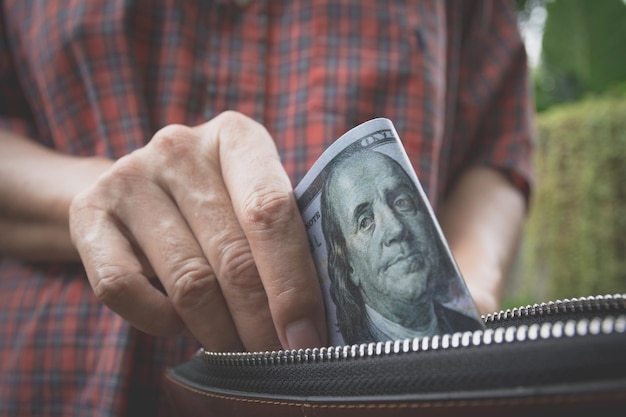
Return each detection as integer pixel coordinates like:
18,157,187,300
447,0,535,203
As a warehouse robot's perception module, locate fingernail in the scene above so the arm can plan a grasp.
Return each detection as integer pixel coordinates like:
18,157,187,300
285,318,322,350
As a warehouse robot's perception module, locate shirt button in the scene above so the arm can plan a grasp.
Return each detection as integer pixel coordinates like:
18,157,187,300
233,0,252,7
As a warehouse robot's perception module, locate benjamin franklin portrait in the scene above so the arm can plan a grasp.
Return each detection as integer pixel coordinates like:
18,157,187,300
320,148,482,344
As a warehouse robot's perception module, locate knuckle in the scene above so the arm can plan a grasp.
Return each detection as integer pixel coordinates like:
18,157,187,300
151,124,196,147
213,111,269,144
92,268,133,305
241,188,296,231
269,275,301,303
89,156,149,205
69,188,95,217
214,110,253,128
169,259,220,310
90,152,149,194
150,124,198,159
216,239,261,291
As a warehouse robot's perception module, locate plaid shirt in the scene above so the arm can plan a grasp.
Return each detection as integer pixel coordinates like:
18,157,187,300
0,1,533,416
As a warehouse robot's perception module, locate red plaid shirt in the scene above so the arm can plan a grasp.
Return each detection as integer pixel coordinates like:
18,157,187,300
0,1,533,416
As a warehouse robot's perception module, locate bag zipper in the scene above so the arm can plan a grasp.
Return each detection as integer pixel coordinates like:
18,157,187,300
199,293,626,367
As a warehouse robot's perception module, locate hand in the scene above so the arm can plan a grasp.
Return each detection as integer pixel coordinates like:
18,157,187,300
69,111,327,352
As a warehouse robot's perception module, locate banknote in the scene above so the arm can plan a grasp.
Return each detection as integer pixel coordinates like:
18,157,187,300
294,118,485,346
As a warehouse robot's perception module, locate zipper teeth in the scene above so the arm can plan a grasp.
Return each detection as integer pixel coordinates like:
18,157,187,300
482,293,625,323
200,294,626,367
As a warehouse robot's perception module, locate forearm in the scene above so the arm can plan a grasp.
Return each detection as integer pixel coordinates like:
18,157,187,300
438,166,527,315
0,129,113,261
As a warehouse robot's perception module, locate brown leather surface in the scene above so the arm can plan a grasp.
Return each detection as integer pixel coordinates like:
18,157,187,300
163,373,626,417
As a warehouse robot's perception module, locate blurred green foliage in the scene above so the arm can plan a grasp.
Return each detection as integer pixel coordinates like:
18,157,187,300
520,92,626,301
534,0,626,111
503,1,626,308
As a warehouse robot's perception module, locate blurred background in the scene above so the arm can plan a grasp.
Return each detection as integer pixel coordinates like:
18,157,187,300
503,0,626,308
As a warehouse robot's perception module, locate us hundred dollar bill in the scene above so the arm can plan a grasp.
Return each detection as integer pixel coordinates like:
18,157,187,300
294,118,485,346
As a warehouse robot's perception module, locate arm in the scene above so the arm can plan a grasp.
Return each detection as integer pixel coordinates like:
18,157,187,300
68,112,327,352
1,112,327,353
436,2,533,315
0,129,113,261
438,166,526,315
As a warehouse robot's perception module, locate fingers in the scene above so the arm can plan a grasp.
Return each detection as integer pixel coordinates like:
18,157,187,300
110,167,246,351
70,111,327,353
70,194,185,338
144,123,282,351
157,114,327,350
71,149,245,351
204,112,327,349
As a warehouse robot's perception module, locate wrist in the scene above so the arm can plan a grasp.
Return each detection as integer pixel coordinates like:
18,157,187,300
0,130,114,260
